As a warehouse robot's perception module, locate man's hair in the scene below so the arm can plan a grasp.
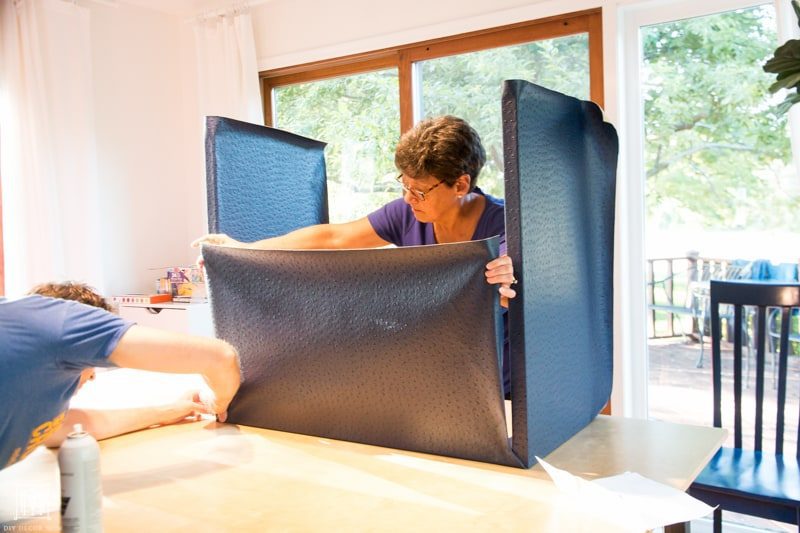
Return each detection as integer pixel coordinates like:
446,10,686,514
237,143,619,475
394,115,486,190
29,282,111,311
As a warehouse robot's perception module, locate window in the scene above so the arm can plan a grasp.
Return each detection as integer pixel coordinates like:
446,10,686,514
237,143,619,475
634,11,800,529
273,69,400,222
262,9,603,219
417,34,590,197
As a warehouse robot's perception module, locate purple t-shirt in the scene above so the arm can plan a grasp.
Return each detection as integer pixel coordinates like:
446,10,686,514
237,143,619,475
366,188,506,254
367,187,511,396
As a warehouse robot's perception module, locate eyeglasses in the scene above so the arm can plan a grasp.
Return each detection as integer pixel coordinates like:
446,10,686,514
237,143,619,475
395,174,445,201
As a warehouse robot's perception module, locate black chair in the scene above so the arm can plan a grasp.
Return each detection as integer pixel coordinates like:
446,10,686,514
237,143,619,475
689,280,800,532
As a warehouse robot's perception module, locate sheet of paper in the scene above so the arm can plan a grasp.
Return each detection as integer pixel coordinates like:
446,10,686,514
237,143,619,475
536,456,714,531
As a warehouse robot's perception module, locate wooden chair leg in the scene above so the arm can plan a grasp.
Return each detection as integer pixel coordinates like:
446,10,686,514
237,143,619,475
713,508,722,533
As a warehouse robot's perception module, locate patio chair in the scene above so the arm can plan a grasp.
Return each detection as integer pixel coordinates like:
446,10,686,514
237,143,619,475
649,259,752,368
688,280,800,533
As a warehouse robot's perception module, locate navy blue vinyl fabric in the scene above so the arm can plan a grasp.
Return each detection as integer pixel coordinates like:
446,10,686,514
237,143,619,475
502,80,618,467
202,85,618,468
205,116,329,242
204,238,521,466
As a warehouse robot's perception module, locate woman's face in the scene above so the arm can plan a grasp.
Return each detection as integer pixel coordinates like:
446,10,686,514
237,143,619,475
399,174,461,223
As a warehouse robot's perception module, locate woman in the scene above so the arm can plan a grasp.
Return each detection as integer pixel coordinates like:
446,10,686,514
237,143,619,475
194,115,516,394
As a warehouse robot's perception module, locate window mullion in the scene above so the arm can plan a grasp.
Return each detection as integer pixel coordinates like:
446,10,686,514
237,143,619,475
398,51,413,134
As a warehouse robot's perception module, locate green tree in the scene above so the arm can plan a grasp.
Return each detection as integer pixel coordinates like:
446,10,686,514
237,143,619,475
642,6,800,231
275,69,400,221
420,34,589,198
273,34,590,217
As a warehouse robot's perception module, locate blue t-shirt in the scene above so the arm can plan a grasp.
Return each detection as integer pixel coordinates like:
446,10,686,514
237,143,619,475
367,188,511,396
0,296,134,469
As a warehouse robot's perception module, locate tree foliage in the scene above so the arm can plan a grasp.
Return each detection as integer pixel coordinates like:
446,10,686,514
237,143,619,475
275,70,400,221
763,0,800,113
642,6,800,230
274,9,799,233
273,35,588,219
419,35,589,198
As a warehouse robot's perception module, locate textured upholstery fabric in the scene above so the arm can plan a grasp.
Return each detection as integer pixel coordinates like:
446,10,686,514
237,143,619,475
502,80,618,467
203,238,522,466
202,84,618,468
205,116,329,242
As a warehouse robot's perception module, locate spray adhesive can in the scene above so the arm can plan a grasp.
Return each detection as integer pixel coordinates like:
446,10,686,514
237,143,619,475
58,423,103,532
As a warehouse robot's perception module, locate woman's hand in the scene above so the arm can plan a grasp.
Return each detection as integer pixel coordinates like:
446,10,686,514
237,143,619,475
191,233,242,249
485,254,518,308
191,233,244,269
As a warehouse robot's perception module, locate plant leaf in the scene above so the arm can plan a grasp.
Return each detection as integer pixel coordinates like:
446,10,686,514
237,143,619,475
769,72,800,93
794,0,800,29
776,91,800,114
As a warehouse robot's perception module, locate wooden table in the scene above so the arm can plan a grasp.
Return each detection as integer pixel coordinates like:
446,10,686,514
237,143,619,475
0,415,725,532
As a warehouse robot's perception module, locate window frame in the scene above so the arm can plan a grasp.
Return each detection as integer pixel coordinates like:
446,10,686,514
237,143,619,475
0,180,4,296
618,0,790,418
260,8,604,134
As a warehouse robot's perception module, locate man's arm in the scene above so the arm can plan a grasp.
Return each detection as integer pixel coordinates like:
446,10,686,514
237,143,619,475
106,326,241,421
192,217,389,251
44,392,206,447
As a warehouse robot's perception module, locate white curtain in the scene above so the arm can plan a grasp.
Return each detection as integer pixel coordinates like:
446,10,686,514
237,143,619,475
0,0,103,296
193,8,262,124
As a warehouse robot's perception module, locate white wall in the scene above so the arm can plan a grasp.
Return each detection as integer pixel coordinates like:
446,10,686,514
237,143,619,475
83,1,203,295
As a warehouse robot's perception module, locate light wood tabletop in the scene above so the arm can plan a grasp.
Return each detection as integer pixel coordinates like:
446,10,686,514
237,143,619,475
0,414,725,532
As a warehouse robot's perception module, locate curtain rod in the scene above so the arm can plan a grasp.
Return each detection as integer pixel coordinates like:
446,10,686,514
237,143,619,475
68,0,119,6
187,0,272,23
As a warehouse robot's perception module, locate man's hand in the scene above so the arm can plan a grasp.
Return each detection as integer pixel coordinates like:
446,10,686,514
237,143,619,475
108,327,242,423
485,254,518,308
160,391,209,425
199,343,241,423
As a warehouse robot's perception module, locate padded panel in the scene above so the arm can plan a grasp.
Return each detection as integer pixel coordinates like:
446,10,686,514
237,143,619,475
203,238,522,466
205,116,329,242
502,80,618,467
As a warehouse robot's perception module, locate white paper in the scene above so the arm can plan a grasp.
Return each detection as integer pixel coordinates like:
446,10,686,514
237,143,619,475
537,456,715,532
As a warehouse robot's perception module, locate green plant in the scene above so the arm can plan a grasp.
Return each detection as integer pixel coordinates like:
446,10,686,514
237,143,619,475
763,0,800,113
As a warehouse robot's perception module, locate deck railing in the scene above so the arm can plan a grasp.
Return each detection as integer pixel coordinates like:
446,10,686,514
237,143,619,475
646,253,742,339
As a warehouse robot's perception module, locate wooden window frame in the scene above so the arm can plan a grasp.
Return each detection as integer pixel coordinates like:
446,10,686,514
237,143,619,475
260,8,604,134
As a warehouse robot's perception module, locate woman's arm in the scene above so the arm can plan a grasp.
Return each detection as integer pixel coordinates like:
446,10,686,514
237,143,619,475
192,217,389,251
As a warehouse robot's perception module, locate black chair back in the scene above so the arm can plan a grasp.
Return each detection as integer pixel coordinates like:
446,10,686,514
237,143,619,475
710,279,800,456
